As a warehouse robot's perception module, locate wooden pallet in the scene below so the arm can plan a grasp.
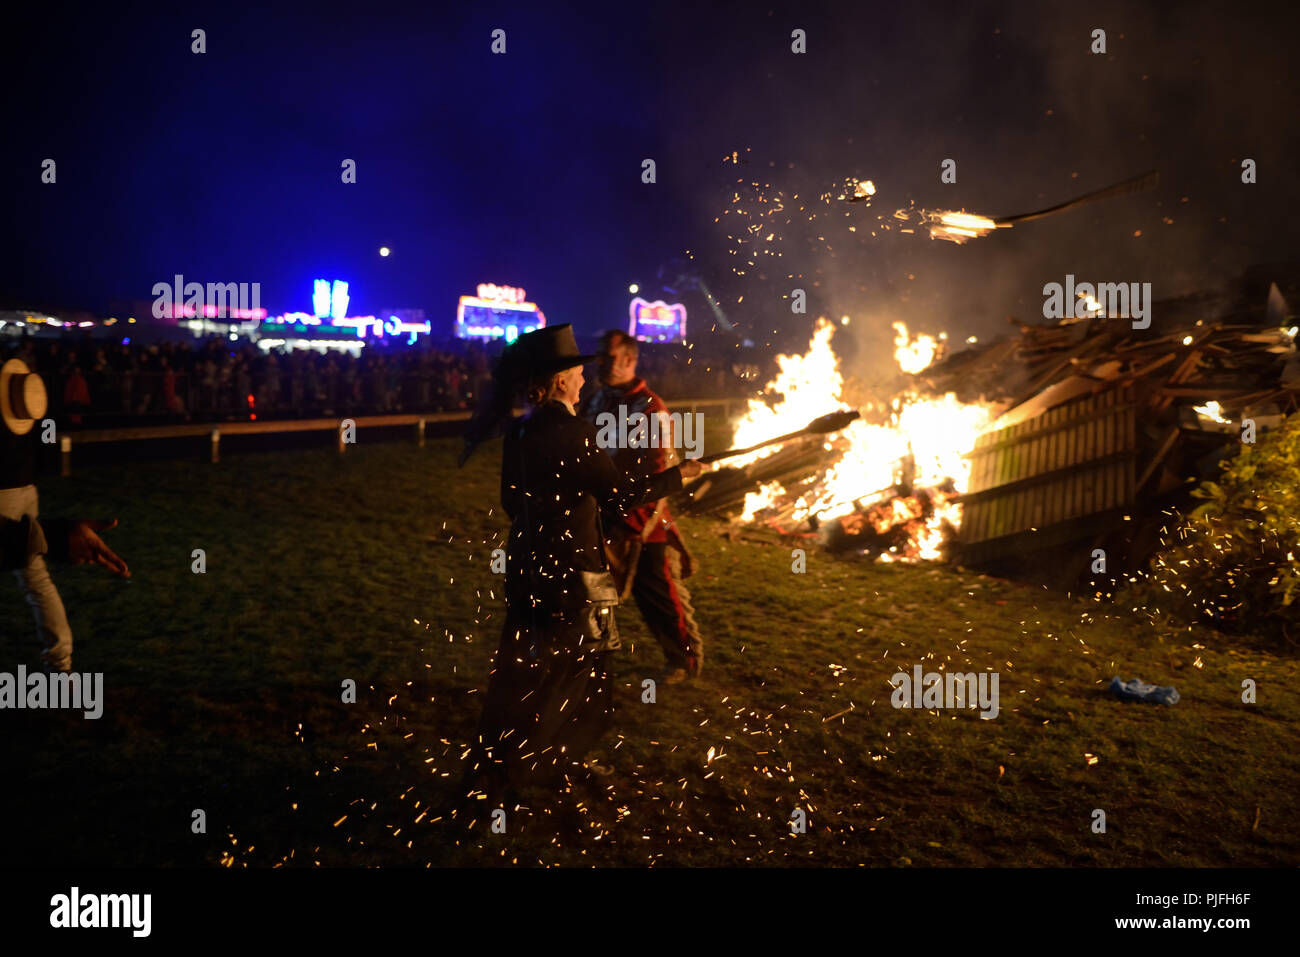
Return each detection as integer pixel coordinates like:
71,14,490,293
960,386,1136,558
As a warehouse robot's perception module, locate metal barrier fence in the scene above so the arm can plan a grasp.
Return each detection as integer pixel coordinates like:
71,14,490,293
47,369,489,423
47,369,752,426
58,398,745,475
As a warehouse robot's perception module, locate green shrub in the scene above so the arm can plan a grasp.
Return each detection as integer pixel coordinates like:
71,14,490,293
1137,413,1300,644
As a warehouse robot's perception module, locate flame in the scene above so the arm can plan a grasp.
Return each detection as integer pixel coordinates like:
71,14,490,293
894,207,1009,244
1077,291,1104,316
928,211,1006,243
732,319,996,559
1193,400,1231,424
892,321,938,374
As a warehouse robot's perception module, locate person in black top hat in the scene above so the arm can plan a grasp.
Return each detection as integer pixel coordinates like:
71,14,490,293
458,324,704,810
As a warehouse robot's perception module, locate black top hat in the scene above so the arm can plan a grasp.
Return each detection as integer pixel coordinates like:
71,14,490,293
502,324,596,379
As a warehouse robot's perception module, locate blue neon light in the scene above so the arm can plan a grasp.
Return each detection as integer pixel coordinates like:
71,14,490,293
313,280,332,318
330,280,350,320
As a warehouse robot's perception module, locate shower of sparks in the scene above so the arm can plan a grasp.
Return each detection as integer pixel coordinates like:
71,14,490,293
210,151,1254,871
893,207,1009,244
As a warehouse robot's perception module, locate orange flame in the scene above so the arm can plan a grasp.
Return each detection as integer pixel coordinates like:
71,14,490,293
732,319,996,559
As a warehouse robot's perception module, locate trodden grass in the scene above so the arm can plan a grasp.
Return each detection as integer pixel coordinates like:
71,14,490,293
2,434,1298,867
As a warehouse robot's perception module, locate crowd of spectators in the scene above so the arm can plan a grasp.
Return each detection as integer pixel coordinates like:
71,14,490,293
3,334,763,428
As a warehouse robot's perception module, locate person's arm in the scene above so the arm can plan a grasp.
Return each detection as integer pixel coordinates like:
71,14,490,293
639,405,677,537
64,519,131,576
570,421,701,514
36,517,130,576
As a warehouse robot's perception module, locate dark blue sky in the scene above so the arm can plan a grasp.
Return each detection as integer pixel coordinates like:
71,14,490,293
4,0,1298,362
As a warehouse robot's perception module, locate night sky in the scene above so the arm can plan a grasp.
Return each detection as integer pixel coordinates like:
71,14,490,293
4,0,1298,370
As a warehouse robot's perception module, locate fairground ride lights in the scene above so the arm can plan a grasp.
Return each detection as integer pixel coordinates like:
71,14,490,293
255,337,364,354
457,282,547,340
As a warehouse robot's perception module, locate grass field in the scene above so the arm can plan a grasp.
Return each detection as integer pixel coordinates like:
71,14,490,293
3,431,1299,868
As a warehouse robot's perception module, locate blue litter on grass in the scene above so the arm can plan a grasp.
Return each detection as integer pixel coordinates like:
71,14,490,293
1109,676,1179,706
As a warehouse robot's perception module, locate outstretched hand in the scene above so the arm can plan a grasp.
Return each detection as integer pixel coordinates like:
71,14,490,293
67,519,131,578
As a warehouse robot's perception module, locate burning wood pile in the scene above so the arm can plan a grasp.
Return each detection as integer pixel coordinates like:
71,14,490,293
679,267,1300,580
678,318,996,561
920,283,1299,424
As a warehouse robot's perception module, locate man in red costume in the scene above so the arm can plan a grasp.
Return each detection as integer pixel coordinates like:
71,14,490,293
581,331,703,684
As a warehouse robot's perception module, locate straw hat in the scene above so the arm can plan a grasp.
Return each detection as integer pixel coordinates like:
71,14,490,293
1,358,48,436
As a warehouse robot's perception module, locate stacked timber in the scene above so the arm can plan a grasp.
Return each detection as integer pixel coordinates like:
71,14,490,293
930,272,1299,580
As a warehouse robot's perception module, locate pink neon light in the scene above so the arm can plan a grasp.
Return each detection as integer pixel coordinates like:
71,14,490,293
629,297,687,340
164,304,267,320
476,283,526,303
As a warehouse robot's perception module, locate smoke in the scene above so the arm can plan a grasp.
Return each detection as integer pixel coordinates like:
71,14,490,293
672,0,1300,384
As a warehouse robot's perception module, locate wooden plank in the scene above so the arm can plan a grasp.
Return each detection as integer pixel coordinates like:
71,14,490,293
980,491,995,541
958,451,1134,507
1126,441,1137,507
970,441,987,494
974,400,1138,455
976,444,992,494
990,489,1006,540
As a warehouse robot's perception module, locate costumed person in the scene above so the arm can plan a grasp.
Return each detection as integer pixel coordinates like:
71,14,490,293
580,330,703,684
457,325,704,810
1,357,130,673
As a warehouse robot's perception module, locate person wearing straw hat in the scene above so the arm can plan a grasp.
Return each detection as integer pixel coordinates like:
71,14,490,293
1,357,129,673
457,324,704,811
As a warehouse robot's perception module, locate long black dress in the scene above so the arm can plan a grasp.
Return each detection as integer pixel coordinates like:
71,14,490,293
466,400,683,795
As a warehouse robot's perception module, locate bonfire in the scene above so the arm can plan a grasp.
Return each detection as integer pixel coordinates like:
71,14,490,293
684,318,997,561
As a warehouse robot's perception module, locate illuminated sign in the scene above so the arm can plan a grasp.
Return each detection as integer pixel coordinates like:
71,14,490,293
457,284,546,340
259,280,432,348
313,280,332,319
313,279,352,319
629,297,686,343
330,281,350,320
156,304,267,320
476,284,527,304
261,313,430,339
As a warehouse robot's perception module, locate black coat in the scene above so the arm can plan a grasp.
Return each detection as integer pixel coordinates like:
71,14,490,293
465,400,683,794
501,400,682,613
